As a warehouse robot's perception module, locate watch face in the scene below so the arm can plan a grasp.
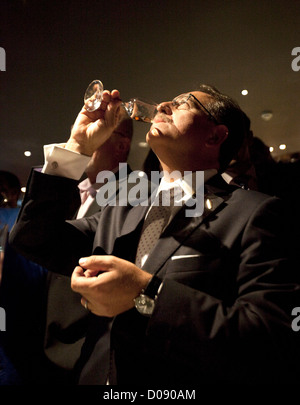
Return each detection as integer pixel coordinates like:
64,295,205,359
134,294,155,316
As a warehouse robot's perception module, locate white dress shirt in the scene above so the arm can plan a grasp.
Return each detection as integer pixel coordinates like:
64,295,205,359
42,144,91,180
42,143,217,221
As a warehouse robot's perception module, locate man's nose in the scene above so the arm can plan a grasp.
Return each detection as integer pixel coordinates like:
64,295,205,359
156,101,173,115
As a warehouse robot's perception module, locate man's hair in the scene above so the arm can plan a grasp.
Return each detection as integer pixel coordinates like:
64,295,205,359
0,170,21,195
0,170,21,206
197,84,250,173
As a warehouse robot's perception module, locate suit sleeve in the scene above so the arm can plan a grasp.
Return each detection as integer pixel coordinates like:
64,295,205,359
9,169,96,276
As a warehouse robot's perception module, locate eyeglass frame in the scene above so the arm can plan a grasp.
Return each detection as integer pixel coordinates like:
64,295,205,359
158,92,222,126
186,93,221,125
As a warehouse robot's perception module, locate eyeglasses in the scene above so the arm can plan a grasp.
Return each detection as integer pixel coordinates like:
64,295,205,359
187,94,221,125
172,93,221,125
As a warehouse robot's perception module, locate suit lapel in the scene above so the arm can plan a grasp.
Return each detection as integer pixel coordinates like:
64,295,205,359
142,188,226,275
110,173,230,275
84,198,101,217
119,204,149,238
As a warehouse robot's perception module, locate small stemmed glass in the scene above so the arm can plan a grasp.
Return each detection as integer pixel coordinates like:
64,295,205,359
84,79,158,123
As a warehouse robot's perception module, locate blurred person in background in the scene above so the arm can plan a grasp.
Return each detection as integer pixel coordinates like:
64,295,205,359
0,170,22,231
41,115,134,385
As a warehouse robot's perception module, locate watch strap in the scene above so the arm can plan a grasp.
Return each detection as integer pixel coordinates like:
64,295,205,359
143,275,162,299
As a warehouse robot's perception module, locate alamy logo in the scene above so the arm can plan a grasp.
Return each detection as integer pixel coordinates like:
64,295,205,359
291,47,300,72
0,47,6,71
291,307,300,331
0,307,6,331
95,163,205,217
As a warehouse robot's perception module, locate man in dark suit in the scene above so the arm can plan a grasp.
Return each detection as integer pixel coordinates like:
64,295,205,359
43,115,133,385
10,84,300,384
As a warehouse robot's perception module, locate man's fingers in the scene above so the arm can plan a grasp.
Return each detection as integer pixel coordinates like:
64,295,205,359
111,89,121,100
79,255,114,270
98,90,110,112
72,265,84,277
71,265,97,292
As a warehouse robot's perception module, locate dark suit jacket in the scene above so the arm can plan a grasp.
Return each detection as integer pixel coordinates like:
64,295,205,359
43,166,133,385
9,169,300,384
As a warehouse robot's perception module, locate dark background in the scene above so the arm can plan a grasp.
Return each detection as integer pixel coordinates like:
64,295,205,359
1,0,300,188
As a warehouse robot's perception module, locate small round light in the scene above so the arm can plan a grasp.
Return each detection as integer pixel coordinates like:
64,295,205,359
138,142,148,148
241,89,248,96
261,111,273,121
279,144,286,150
21,187,26,193
24,151,31,157
269,146,274,153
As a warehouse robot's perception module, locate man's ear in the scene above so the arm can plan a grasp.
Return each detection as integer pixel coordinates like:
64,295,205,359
205,125,228,147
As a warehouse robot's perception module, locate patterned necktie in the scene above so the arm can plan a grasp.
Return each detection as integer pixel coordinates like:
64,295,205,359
135,188,175,268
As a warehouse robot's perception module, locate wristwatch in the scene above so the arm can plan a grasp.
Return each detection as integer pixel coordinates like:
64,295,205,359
134,276,162,316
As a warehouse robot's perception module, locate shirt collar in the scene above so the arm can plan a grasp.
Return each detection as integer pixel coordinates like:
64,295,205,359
157,169,217,203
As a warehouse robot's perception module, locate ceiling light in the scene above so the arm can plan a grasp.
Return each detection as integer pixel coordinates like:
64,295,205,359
261,111,273,121
241,89,248,96
269,146,274,152
24,151,31,157
279,144,286,150
21,187,26,193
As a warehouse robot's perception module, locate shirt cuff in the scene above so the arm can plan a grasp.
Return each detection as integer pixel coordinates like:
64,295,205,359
42,144,92,180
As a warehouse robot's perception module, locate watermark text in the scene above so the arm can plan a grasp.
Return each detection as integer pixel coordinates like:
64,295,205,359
95,164,205,217
0,47,6,71
0,307,6,331
291,307,300,331
291,47,300,72
102,388,196,401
